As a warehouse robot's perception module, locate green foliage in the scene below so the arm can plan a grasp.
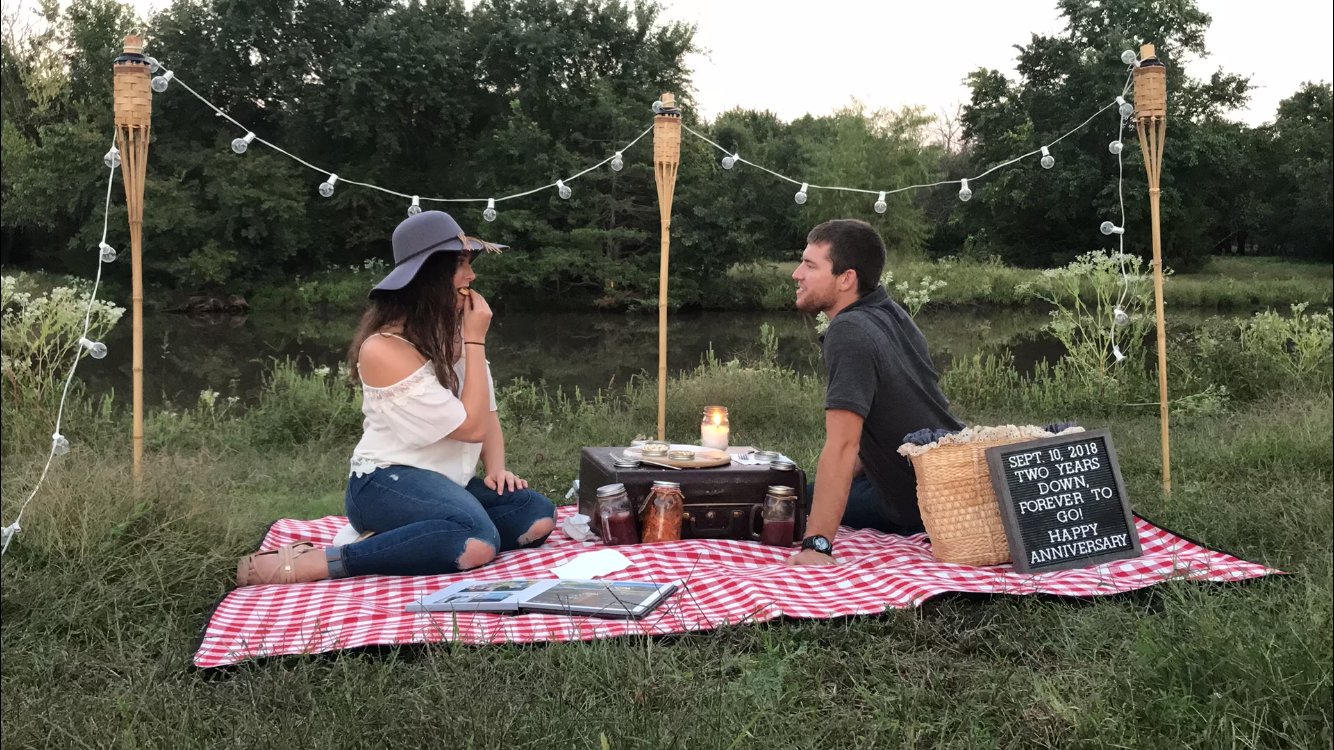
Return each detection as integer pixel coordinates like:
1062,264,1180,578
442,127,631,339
1250,83,1334,260
0,272,123,401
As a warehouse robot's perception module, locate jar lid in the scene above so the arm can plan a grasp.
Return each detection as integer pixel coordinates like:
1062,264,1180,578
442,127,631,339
702,405,728,414
613,459,641,469
668,450,695,460
596,483,627,497
769,459,797,471
753,450,781,461
766,485,797,496
651,480,681,490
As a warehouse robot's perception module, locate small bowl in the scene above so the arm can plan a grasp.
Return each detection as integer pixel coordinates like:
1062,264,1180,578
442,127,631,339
668,449,695,461
641,442,670,457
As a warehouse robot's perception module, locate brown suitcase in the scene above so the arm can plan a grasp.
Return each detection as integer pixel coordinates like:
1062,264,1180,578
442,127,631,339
577,447,808,544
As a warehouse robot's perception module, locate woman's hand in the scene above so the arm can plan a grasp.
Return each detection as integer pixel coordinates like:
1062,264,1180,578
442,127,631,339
484,470,528,495
459,288,493,342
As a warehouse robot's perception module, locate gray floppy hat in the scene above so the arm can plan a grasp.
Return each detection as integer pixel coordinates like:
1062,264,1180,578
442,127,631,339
370,210,506,298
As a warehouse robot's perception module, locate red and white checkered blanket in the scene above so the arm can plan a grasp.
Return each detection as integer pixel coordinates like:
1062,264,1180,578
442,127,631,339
195,506,1277,668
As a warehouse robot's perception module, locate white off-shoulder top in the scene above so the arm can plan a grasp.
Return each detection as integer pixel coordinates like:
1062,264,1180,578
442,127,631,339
348,333,496,486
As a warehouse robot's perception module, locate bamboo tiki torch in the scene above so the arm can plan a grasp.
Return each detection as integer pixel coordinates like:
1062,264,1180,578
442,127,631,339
1133,44,1171,496
653,93,682,441
113,36,152,481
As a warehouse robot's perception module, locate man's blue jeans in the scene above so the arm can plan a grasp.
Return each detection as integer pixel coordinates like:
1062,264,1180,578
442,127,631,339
328,465,556,578
805,476,925,535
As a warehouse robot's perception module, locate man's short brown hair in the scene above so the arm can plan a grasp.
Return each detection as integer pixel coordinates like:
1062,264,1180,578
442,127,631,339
806,219,886,297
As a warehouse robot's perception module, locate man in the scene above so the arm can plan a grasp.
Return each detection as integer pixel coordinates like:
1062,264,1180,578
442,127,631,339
787,219,964,566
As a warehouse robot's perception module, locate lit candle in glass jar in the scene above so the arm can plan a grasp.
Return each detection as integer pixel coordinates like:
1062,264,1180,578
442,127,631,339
700,406,729,450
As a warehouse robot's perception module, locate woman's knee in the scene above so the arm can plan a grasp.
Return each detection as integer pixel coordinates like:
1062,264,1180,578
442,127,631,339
515,490,557,546
455,518,501,569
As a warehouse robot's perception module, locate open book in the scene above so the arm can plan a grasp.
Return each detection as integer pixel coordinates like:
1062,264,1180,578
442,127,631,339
406,579,678,619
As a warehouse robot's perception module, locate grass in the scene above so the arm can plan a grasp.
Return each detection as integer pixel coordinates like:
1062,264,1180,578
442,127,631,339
2,347,1331,747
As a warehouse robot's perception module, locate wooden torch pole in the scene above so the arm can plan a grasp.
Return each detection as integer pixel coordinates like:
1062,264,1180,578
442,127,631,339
113,36,152,481
1133,44,1171,496
653,93,682,441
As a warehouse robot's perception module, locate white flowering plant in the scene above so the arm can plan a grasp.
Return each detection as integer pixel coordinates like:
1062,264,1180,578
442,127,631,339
814,268,947,333
1,274,125,401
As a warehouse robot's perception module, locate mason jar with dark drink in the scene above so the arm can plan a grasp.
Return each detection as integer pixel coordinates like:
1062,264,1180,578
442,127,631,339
758,485,797,547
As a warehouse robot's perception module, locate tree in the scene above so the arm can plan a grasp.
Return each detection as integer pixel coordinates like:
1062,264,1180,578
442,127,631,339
955,0,1254,269
1252,82,1333,260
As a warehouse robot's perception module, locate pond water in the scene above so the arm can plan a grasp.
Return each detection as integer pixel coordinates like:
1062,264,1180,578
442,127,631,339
82,307,1062,408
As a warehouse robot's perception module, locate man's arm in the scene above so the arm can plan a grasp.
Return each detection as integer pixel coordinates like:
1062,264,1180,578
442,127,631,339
787,408,863,566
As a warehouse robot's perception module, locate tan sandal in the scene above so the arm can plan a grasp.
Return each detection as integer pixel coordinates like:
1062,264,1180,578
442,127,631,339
236,542,318,587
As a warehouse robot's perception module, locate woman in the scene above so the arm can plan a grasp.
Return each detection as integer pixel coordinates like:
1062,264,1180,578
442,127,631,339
236,211,556,585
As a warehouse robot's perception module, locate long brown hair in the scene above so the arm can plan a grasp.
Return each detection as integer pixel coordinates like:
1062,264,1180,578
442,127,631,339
348,251,464,393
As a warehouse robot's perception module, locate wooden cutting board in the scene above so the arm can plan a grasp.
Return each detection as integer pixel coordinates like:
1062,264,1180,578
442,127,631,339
621,444,732,469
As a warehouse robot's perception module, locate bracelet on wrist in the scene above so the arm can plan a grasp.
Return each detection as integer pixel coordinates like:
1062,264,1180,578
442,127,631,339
465,341,486,346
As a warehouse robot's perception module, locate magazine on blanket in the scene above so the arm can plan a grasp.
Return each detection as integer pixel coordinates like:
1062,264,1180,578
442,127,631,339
406,579,678,619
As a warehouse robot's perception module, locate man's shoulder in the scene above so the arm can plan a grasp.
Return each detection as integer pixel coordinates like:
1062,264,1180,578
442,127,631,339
825,309,883,345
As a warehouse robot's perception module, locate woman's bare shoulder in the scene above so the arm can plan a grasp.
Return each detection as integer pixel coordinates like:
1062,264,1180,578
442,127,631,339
358,334,428,388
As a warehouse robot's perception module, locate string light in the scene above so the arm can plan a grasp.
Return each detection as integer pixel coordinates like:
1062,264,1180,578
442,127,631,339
1109,140,1124,155
721,153,739,170
1040,146,1055,169
1117,96,1134,119
408,196,421,216
103,146,120,169
874,191,887,214
2,133,119,555
610,151,625,172
1121,50,1139,66
150,69,173,93
1114,306,1130,327
78,336,108,359
99,242,117,263
1100,221,1124,235
483,198,497,222
231,132,256,154
1112,344,1127,363
958,178,973,202
652,100,664,114
794,183,808,205
557,180,572,199
319,174,338,198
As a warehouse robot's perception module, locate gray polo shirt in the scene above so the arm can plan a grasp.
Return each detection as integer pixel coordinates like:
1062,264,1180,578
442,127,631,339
821,285,964,531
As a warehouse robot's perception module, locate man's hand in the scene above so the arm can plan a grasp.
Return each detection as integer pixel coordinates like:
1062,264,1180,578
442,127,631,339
484,470,528,495
785,549,838,566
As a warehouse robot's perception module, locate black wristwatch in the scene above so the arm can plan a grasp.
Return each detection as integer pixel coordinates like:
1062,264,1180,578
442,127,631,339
801,535,834,555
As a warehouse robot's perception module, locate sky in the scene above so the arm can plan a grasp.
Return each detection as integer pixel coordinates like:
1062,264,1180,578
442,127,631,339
83,0,1334,126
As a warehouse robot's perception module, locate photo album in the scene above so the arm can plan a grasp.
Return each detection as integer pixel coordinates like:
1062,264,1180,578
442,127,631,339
406,579,678,619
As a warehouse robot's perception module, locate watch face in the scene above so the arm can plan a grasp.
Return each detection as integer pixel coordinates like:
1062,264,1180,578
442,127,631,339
804,535,832,554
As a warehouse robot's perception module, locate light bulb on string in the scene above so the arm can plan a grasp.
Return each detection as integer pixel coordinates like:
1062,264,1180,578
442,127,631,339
1116,96,1134,119
794,183,808,205
1121,49,1139,66
103,146,120,169
958,178,973,202
721,153,739,170
1114,306,1130,327
610,151,624,172
1100,221,1124,236
52,433,70,456
99,242,117,263
319,174,338,198
1112,345,1127,363
79,337,107,360
1109,140,1124,155
1040,146,1055,170
483,198,497,222
407,196,422,216
557,180,572,200
874,191,887,214
145,56,161,74
231,132,256,154
652,100,664,114
150,70,173,93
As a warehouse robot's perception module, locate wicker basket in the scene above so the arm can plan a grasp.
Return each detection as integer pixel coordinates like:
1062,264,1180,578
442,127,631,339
899,425,1084,566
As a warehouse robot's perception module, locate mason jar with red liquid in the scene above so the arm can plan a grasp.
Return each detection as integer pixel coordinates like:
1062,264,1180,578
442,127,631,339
757,485,797,547
594,483,640,546
640,480,685,543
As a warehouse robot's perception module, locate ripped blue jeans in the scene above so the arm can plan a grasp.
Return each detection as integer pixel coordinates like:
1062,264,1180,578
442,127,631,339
327,465,556,578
